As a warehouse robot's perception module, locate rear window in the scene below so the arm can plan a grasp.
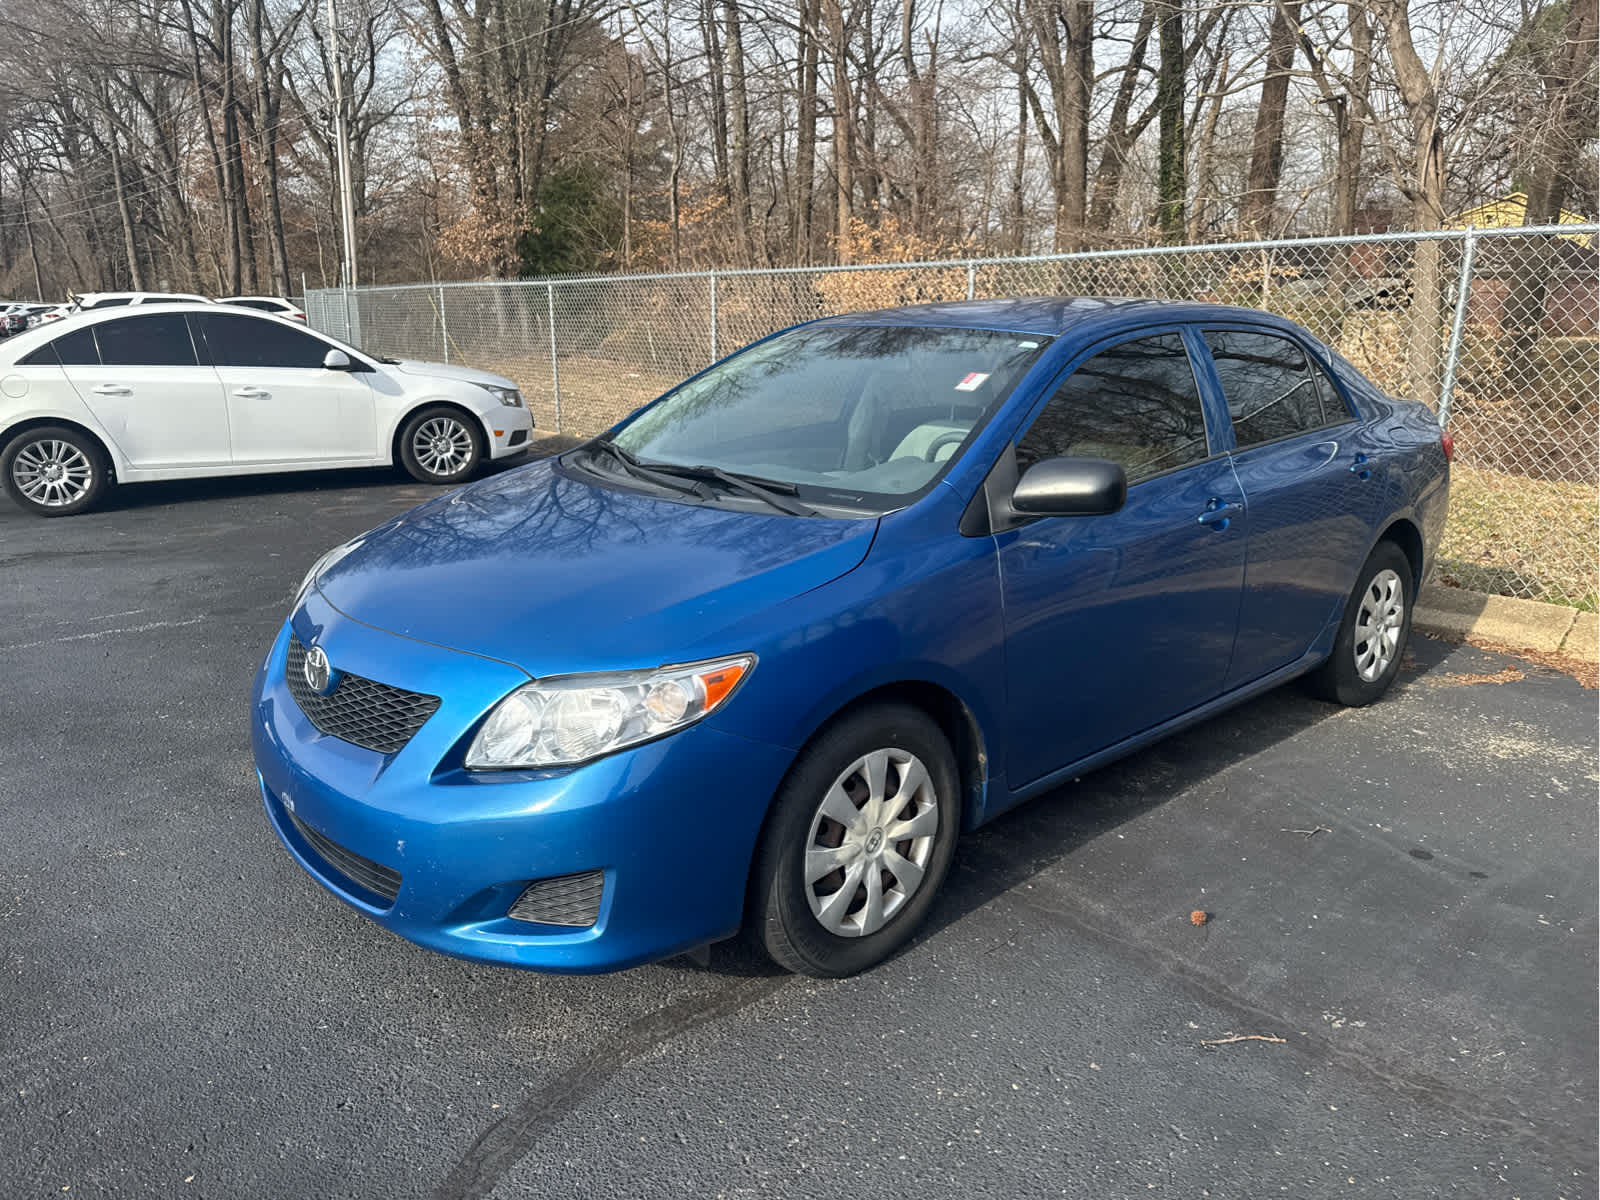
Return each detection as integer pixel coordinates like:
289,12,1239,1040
1204,330,1346,449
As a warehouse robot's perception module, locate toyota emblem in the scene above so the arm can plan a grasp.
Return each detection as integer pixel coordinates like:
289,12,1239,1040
303,644,334,695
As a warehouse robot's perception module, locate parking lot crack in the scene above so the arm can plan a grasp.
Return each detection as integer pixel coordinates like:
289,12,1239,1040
432,974,788,1200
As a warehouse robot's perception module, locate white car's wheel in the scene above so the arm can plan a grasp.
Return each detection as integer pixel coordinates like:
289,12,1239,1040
2,426,111,517
398,406,483,485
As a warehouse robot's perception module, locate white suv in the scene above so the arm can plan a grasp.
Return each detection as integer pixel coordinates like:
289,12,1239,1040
0,304,534,515
74,291,213,310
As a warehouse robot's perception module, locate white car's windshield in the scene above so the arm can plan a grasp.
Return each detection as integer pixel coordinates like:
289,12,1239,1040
600,324,1050,509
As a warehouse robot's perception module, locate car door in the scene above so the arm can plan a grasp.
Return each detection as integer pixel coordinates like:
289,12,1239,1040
997,330,1246,789
195,311,377,465
57,312,231,469
1197,327,1381,688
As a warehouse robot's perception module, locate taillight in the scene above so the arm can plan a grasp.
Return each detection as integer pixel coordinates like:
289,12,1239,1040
1440,430,1454,462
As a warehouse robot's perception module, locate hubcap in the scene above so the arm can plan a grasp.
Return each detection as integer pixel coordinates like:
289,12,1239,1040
1354,567,1406,682
804,747,939,938
411,417,473,476
12,438,93,507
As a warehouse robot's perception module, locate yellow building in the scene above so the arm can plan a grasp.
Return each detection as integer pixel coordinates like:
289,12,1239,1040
1448,193,1594,244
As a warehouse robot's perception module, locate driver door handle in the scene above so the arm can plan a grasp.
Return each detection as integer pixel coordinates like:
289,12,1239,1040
1197,498,1243,528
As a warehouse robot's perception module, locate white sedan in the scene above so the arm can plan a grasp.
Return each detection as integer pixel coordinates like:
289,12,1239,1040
0,303,534,516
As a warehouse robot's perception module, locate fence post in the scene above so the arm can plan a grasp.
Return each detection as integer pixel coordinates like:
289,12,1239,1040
439,285,448,363
966,263,976,300
1438,226,1478,429
547,282,562,433
709,271,719,362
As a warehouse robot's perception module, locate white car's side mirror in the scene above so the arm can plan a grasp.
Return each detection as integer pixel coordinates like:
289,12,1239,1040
323,349,352,371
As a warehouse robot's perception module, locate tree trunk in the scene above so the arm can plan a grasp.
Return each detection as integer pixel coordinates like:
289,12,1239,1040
722,0,752,261
106,123,145,291
1241,2,1300,235
821,0,855,260
1331,5,1370,235
795,0,820,262
1155,0,1185,240
249,0,291,296
1188,49,1228,240
1370,0,1447,401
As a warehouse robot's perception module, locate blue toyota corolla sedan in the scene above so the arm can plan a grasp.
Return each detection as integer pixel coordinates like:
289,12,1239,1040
251,298,1451,978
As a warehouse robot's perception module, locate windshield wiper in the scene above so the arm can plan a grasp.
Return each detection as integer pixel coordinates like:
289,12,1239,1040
644,462,818,517
584,440,708,499
586,441,817,516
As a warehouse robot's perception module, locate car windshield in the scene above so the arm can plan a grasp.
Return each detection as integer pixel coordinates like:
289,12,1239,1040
600,324,1050,510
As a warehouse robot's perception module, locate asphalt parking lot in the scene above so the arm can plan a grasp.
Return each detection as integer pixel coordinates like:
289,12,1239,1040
2,460,1596,1199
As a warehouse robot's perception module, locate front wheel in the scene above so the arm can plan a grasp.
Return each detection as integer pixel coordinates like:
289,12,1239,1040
751,703,960,977
398,406,483,485
1306,541,1414,706
1,426,111,516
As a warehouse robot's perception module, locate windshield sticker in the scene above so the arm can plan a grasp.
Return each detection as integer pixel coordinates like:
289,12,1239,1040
955,372,991,392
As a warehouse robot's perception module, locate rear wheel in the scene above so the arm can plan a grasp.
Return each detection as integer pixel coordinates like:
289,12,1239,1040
398,406,483,485
751,703,960,977
1,426,110,516
1307,541,1413,706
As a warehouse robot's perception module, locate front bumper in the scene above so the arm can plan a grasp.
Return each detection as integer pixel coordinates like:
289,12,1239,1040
250,590,794,973
486,407,535,460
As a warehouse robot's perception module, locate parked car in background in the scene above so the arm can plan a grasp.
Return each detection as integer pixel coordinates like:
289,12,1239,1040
0,306,30,337
0,303,532,515
27,304,72,327
219,295,308,322
252,297,1452,980
73,291,212,311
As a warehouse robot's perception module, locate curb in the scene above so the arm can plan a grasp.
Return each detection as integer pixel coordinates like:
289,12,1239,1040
1415,585,1598,663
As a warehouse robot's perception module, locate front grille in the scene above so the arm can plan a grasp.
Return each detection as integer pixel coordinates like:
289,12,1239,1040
285,636,440,754
508,870,605,927
286,808,402,904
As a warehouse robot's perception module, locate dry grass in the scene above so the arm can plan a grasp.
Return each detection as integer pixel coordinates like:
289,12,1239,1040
1437,465,1598,610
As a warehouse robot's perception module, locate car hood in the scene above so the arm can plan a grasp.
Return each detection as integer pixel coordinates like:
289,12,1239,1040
391,359,518,390
314,459,879,676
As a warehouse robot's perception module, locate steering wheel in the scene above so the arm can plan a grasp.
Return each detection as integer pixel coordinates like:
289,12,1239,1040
923,431,969,462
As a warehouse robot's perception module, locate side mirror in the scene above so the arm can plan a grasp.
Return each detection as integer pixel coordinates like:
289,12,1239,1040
1011,456,1127,517
322,348,352,371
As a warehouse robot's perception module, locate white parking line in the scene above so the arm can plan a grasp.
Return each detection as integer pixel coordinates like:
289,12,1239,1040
0,616,207,652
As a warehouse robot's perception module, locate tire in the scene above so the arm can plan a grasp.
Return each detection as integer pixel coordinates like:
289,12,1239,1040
397,405,483,485
1306,541,1414,706
751,703,961,978
1,426,111,516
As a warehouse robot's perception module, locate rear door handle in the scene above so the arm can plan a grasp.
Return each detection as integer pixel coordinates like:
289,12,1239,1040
1197,498,1243,528
91,384,131,396
233,387,269,399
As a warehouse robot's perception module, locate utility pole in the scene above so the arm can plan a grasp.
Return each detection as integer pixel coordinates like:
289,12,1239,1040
328,0,358,287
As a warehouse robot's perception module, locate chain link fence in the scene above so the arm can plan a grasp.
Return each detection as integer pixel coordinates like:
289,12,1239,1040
306,226,1598,610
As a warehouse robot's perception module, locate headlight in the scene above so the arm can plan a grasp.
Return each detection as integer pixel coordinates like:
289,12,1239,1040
477,383,522,408
466,655,755,769
294,537,365,605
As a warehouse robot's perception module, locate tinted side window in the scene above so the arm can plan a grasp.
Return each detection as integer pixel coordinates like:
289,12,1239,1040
198,313,329,368
1016,333,1210,484
90,314,199,367
1205,330,1335,448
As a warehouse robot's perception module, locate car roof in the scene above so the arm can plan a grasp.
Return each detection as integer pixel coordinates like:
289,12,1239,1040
0,301,315,361
817,296,1304,338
